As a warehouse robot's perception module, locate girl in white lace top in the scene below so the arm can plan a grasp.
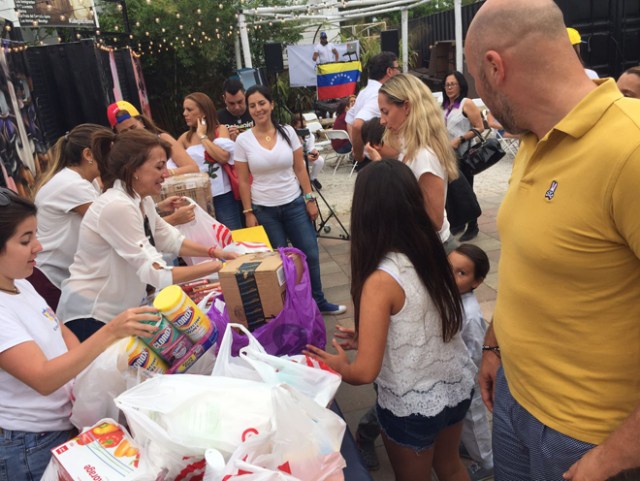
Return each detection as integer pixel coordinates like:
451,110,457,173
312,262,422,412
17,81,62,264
305,160,475,481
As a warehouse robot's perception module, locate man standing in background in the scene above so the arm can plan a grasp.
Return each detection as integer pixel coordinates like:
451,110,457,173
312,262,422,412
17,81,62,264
313,32,339,64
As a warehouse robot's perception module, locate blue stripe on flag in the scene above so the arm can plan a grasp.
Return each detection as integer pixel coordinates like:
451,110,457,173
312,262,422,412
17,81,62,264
317,69,361,87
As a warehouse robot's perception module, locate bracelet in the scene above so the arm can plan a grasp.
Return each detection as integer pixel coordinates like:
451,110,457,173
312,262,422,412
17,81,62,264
482,345,500,356
459,135,465,143
200,134,208,141
208,247,217,258
242,208,253,214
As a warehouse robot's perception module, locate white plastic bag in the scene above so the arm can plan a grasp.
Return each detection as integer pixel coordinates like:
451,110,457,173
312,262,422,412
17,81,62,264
213,323,341,407
115,374,275,479
70,338,146,430
223,385,346,481
175,198,231,265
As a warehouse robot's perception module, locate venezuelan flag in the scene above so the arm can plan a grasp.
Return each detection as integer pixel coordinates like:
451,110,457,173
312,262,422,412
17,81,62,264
316,61,362,100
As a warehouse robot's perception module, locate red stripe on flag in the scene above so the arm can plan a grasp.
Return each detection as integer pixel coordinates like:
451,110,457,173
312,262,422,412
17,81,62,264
317,82,357,101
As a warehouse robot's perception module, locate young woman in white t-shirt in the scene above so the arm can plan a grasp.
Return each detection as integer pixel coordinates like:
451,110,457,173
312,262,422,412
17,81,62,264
378,73,460,252
30,124,109,310
0,188,160,481
305,160,474,481
234,85,346,316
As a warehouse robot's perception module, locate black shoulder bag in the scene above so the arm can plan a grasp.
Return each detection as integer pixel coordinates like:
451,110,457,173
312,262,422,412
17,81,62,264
459,129,506,176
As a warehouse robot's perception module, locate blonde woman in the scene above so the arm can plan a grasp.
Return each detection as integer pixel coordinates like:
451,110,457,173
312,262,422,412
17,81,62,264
378,73,459,251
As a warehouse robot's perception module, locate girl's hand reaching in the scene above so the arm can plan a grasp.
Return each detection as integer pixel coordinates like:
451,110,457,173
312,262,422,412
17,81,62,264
334,323,358,350
104,307,160,341
303,339,351,376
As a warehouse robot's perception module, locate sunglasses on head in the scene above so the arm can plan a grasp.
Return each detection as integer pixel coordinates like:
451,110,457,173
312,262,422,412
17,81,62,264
0,187,15,207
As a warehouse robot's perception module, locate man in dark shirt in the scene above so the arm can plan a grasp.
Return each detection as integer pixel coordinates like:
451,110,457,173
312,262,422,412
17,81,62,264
216,78,254,141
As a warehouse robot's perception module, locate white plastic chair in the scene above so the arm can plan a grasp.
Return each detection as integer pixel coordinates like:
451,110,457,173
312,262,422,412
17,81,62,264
322,129,355,176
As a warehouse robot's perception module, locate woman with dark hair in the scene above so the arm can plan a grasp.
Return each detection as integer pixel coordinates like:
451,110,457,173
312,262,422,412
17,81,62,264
57,129,236,341
107,100,198,178
30,124,109,309
235,85,345,315
331,99,352,154
442,71,485,241
0,187,159,480
178,92,243,230
305,160,474,481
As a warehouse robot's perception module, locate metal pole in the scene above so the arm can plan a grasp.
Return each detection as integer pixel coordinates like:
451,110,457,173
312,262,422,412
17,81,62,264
454,0,463,72
238,13,252,68
401,9,408,72
234,33,242,70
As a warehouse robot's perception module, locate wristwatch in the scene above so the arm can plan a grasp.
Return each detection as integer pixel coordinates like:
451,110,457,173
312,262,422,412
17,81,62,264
303,192,316,202
459,135,465,144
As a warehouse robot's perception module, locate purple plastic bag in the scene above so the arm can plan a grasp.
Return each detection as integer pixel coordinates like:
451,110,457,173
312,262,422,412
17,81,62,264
207,247,327,356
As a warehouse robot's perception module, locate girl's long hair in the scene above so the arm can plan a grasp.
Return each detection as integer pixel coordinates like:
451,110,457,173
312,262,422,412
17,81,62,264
184,92,220,143
350,159,463,342
245,85,292,148
34,123,109,197
380,73,458,181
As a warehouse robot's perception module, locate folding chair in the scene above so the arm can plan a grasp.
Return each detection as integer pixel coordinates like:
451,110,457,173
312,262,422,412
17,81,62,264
322,129,356,176
493,129,519,156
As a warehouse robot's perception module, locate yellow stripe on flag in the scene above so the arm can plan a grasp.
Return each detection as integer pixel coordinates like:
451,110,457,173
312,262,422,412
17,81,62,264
317,61,362,75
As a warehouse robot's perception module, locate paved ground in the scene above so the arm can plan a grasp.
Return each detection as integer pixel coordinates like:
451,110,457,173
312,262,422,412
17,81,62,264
314,145,515,480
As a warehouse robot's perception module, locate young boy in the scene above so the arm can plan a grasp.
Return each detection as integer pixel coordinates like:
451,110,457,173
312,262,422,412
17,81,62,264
448,243,494,481
360,117,399,161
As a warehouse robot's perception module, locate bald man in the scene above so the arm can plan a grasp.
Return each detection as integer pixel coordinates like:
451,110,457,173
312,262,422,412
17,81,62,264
465,1,640,480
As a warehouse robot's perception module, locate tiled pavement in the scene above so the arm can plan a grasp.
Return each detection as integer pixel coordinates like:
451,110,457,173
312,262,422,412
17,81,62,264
315,152,514,480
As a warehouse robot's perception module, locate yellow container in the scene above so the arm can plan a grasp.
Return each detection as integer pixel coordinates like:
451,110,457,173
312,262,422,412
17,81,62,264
153,285,212,343
125,337,168,373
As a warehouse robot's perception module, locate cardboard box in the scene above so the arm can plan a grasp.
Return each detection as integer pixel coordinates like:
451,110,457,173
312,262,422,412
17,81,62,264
52,419,140,481
153,173,214,216
219,252,290,331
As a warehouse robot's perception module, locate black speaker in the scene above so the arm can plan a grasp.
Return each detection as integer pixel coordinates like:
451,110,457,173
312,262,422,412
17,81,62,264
381,30,399,57
264,42,284,73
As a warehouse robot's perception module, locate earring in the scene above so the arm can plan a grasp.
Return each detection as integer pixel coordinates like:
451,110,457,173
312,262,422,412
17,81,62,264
88,160,94,165
134,175,139,180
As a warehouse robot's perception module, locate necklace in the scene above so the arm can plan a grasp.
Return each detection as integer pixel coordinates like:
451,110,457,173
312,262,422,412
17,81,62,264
254,127,275,142
0,285,20,294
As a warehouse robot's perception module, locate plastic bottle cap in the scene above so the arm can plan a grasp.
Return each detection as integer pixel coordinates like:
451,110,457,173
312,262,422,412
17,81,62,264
153,285,184,312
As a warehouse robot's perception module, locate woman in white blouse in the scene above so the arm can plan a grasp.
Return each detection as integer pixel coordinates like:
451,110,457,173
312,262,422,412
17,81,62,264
57,129,236,341
30,124,109,310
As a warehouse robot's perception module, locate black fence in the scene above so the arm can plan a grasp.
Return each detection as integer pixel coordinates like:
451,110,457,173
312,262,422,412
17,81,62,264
406,0,640,79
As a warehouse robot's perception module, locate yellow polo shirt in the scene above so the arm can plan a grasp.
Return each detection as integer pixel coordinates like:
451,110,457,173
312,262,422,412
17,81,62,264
495,79,640,445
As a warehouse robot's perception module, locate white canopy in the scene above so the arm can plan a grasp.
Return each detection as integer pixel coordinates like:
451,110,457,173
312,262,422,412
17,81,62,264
237,0,463,74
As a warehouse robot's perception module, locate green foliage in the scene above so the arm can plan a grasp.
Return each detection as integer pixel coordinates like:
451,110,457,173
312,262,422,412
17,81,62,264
95,0,303,135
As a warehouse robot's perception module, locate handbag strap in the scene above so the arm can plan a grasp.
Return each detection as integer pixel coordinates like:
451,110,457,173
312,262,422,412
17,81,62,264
469,128,487,143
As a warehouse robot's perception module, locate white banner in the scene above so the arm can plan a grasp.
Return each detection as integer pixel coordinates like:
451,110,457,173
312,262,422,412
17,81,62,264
287,41,360,88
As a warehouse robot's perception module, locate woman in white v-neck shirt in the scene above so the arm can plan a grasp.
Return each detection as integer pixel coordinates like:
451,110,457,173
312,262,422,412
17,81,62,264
30,124,110,310
234,85,346,316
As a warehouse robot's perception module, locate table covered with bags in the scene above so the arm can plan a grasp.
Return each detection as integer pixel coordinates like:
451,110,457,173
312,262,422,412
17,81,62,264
43,244,373,481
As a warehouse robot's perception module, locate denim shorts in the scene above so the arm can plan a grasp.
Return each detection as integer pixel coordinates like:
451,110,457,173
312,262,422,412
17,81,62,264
377,397,471,452
0,427,74,481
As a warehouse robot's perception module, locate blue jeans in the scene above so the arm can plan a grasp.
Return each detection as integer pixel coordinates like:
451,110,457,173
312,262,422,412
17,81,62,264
493,367,595,480
253,196,327,306
0,428,73,481
214,191,243,230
